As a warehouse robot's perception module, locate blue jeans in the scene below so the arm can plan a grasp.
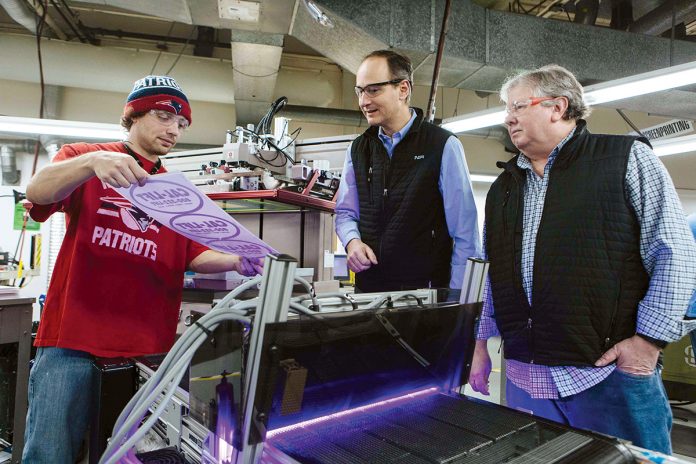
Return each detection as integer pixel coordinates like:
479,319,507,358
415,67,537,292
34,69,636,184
506,368,672,455
23,347,96,464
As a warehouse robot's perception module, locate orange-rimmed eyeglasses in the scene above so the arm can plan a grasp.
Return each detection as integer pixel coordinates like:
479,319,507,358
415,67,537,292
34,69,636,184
506,97,558,116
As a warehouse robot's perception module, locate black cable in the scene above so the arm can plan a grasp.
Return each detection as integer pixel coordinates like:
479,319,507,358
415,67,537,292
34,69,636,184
452,88,461,117
256,97,288,136
232,67,279,78
279,127,301,151
165,25,196,75
616,109,645,137
235,126,287,167
263,138,296,165
516,0,530,15
256,144,287,168
151,22,176,74
251,97,297,166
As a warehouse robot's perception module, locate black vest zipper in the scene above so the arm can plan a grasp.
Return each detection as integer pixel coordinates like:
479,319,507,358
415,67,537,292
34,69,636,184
604,281,622,350
383,156,391,201
511,173,534,363
502,186,511,235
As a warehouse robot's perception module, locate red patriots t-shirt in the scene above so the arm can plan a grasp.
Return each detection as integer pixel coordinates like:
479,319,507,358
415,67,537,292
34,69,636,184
30,142,208,357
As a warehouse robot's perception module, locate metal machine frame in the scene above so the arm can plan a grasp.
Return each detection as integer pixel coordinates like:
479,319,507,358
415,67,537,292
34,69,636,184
239,254,297,464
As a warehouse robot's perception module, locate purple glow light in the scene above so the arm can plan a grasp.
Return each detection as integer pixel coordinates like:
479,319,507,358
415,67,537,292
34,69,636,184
266,387,439,438
204,376,237,464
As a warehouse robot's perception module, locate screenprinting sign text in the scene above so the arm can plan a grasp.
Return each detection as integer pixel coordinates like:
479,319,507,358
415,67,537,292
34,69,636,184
629,119,694,141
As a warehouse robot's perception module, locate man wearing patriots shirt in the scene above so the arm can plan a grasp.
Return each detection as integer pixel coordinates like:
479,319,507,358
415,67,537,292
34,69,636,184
22,75,263,463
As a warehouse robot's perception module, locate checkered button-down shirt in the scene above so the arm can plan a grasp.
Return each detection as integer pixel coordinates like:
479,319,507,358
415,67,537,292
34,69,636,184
478,128,696,399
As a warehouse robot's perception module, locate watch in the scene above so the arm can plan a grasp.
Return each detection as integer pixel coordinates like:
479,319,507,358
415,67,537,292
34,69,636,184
636,333,668,349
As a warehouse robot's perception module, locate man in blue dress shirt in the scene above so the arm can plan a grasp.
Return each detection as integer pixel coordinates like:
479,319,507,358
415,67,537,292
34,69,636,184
335,50,479,292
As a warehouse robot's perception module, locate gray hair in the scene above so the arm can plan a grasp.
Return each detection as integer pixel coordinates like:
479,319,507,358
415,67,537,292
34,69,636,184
500,64,591,120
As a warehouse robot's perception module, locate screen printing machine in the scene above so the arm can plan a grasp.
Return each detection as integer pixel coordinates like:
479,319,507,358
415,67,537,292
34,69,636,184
88,255,685,464
87,109,686,464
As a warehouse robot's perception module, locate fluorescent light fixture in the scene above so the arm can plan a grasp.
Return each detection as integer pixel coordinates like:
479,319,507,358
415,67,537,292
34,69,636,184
441,60,696,134
303,0,334,28
0,116,125,140
651,133,696,157
470,174,497,183
584,60,696,106
441,107,506,134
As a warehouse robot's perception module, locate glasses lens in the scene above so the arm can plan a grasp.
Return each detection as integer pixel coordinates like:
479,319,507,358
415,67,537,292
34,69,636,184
364,85,382,98
151,110,188,130
506,100,527,115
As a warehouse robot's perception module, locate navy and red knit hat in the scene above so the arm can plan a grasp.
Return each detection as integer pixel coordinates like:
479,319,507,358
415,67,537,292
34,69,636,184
123,75,192,125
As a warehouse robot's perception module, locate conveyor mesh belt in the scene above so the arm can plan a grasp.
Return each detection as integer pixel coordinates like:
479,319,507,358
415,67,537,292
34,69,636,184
266,393,630,464
380,411,490,452
506,431,592,463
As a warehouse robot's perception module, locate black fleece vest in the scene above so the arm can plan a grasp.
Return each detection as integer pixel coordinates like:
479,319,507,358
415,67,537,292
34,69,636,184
351,108,453,292
485,122,651,366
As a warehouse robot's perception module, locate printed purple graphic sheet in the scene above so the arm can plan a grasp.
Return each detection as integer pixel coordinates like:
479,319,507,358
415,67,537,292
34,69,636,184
117,171,277,258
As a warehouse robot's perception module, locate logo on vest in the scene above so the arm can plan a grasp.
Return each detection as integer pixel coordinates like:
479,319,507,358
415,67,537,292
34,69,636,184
414,155,425,160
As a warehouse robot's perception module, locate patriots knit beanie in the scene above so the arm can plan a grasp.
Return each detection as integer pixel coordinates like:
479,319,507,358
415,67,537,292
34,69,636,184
123,75,192,125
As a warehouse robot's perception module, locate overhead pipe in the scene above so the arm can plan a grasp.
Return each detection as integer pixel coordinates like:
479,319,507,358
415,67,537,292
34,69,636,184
628,0,696,35
37,85,65,166
0,139,40,151
425,0,453,123
283,104,512,149
283,105,365,127
1,146,20,185
283,105,446,127
0,0,37,34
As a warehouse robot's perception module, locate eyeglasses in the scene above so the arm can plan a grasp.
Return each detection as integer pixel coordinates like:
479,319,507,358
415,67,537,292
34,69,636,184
354,78,407,98
505,97,558,116
148,109,189,131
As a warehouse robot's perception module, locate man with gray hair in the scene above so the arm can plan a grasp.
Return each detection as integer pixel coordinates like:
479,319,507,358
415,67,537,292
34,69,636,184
468,64,696,454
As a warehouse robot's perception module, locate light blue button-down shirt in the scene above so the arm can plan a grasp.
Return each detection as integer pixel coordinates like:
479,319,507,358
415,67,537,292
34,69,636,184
478,128,696,398
335,109,480,289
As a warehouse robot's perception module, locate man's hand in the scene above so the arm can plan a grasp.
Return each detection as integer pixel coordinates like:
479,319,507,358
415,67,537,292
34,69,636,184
346,239,378,272
235,256,264,276
89,151,150,189
468,339,492,395
189,251,264,276
594,334,660,375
